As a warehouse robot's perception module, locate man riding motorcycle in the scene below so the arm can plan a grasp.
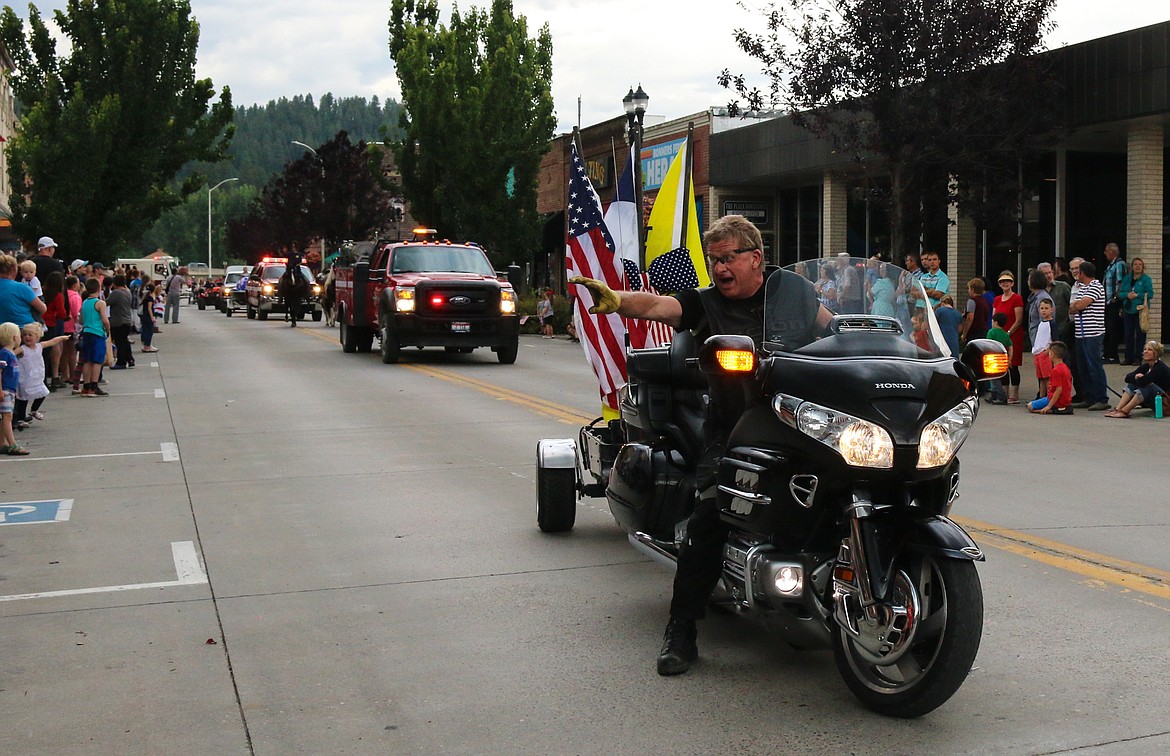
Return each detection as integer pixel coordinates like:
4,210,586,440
573,214,833,676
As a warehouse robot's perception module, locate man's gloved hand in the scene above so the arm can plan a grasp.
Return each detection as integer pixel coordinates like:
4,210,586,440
569,276,621,315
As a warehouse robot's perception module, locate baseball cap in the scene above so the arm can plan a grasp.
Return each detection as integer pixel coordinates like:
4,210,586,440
93,262,105,270
70,259,88,271
37,236,57,250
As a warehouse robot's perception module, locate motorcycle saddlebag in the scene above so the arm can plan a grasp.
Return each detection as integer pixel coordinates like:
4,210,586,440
606,442,694,541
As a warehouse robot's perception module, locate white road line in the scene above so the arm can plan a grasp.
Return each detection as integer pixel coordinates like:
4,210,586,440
0,541,208,602
154,388,166,398
7,450,164,463
160,442,179,462
56,499,73,521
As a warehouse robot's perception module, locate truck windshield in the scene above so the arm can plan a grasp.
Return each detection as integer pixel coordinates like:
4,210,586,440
390,245,494,276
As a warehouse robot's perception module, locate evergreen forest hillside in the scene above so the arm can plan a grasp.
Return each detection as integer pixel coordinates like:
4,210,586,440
202,93,403,187
142,93,402,262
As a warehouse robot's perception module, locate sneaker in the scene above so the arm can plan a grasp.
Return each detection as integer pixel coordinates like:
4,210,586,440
15,420,29,430
111,365,128,370
1071,401,1091,409
79,388,96,397
31,411,44,421
98,378,108,385
987,397,1007,405
72,385,82,395
1088,402,1111,411
92,387,110,397
657,618,698,676
142,346,159,353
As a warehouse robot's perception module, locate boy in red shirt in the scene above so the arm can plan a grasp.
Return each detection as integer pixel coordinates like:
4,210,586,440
1028,341,1074,415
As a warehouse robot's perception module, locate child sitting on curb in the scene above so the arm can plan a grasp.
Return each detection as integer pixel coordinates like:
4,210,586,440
1028,341,1074,415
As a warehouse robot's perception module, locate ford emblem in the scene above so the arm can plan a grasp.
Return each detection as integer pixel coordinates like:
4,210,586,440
450,296,471,305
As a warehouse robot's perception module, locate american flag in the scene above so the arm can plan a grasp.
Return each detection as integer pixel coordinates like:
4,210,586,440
566,141,628,410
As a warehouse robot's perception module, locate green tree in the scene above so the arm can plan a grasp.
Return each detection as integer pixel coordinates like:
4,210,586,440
721,0,1059,258
389,0,555,268
227,131,397,264
140,183,257,266
0,0,233,256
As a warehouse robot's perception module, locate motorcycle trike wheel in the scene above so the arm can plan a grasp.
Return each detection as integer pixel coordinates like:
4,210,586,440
832,555,982,718
536,467,576,533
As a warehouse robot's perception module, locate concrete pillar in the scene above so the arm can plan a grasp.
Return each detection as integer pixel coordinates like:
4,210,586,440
821,171,848,258
947,199,976,303
1054,148,1068,260
1126,122,1164,341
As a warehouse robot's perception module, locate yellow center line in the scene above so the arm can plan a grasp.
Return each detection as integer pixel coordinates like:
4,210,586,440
299,329,1170,603
955,516,1170,601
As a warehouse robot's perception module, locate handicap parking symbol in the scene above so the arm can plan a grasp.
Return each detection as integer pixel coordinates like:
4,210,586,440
0,499,74,525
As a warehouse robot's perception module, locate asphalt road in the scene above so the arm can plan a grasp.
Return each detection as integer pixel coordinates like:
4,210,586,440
2,306,1169,755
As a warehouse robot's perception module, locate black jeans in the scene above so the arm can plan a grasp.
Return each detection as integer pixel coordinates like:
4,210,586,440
669,444,726,621
112,324,134,367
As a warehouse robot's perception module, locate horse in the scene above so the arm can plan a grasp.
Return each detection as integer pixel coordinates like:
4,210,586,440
321,268,337,327
278,266,310,327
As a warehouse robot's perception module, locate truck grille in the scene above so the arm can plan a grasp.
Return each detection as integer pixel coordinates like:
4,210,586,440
416,282,498,318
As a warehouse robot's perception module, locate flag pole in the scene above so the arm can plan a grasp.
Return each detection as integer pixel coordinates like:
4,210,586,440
679,123,695,254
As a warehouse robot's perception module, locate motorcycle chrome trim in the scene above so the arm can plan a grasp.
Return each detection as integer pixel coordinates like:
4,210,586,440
537,438,577,470
948,471,961,506
789,475,818,508
630,532,679,571
717,485,771,505
833,568,922,665
831,315,904,334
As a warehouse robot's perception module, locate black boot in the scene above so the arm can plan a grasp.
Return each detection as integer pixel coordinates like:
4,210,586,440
656,618,697,676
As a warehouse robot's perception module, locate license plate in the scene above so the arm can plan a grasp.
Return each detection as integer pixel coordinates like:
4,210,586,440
451,321,471,333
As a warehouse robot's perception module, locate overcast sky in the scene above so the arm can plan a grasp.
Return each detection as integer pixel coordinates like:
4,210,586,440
13,1,1170,133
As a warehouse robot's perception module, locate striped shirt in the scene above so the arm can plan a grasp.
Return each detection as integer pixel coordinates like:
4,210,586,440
1072,279,1105,338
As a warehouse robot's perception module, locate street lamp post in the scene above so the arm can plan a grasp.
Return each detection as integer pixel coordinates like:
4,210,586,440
291,140,325,268
208,177,239,269
623,85,649,268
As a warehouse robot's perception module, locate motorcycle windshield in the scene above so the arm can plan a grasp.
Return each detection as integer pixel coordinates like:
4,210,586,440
765,257,951,358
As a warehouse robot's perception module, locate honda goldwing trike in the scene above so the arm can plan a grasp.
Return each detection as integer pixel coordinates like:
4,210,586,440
536,258,1008,717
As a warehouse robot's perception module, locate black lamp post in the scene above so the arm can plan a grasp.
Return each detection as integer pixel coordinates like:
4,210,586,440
623,84,649,268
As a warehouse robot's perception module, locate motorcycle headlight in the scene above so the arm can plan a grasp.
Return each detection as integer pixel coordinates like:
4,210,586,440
312,284,322,295
775,396,894,469
500,288,516,314
917,397,977,469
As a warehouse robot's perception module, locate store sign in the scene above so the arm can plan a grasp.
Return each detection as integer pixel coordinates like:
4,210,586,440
586,156,613,190
641,137,687,192
723,200,769,226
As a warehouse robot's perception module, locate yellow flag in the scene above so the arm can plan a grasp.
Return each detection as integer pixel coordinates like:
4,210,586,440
644,140,709,290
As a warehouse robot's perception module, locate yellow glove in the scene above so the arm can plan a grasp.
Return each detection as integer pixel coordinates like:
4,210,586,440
569,276,621,315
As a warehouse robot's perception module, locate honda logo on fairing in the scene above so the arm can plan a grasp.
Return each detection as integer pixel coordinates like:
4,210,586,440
735,469,759,490
450,296,471,305
875,382,916,389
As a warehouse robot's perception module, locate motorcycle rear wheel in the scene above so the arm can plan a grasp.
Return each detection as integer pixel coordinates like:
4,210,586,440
832,555,982,718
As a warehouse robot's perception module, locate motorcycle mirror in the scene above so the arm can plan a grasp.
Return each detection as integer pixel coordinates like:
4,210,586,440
699,334,757,375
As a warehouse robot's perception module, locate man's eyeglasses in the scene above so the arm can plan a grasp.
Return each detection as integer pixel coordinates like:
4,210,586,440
705,247,757,267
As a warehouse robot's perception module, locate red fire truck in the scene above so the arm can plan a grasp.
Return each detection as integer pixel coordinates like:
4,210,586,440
332,231,520,364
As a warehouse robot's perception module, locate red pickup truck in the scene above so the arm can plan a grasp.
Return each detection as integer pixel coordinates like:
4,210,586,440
333,236,520,364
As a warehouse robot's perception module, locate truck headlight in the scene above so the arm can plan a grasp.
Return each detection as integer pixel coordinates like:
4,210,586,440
775,396,893,469
500,289,516,314
917,397,977,469
262,284,274,295
395,287,416,313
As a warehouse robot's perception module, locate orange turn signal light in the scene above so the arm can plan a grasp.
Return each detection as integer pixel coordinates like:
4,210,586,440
982,352,1009,375
715,349,755,373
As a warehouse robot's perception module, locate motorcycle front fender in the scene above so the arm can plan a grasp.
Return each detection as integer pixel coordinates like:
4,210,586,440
902,515,985,562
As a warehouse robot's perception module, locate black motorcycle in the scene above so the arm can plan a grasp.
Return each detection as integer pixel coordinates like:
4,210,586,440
536,257,1008,717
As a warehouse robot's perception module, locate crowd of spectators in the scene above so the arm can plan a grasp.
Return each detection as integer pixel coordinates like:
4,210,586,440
0,236,167,455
